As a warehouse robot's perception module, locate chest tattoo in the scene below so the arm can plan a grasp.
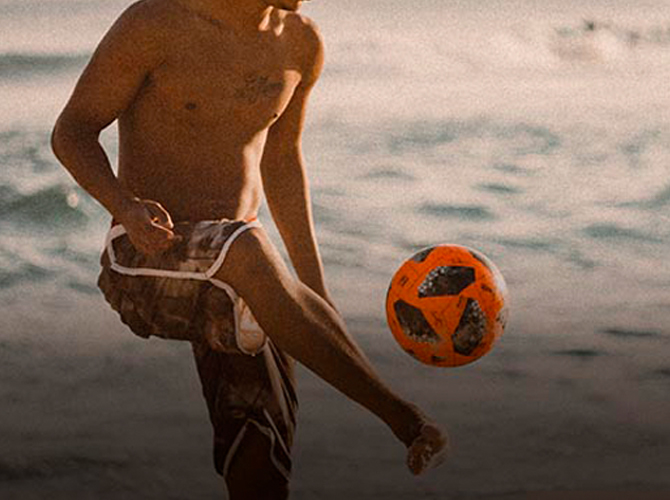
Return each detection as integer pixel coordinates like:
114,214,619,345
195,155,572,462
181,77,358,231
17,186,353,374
234,74,284,104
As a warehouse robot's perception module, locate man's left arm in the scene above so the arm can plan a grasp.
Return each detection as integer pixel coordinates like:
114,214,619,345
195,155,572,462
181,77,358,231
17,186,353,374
260,19,332,305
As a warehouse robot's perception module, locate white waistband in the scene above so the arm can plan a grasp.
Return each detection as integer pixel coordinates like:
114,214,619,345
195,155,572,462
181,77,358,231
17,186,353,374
104,219,262,282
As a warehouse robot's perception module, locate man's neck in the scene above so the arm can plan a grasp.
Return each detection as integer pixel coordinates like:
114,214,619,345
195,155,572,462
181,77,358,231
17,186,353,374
177,0,274,35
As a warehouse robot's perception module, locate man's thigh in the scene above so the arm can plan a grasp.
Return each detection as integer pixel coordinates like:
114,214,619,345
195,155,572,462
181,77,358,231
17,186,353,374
217,226,297,300
215,226,332,338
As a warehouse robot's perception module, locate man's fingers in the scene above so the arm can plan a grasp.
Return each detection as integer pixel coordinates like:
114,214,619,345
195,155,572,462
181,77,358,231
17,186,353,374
128,224,179,256
150,221,175,238
146,224,177,249
120,199,180,255
141,199,174,229
149,221,183,246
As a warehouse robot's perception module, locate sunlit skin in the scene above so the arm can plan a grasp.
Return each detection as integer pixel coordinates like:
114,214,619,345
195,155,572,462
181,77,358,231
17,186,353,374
52,0,447,497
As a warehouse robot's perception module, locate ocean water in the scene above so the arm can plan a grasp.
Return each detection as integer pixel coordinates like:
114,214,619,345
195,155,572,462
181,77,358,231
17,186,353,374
1,0,670,498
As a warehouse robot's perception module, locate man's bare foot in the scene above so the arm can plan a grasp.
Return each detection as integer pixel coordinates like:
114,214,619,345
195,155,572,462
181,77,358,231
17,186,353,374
406,422,448,475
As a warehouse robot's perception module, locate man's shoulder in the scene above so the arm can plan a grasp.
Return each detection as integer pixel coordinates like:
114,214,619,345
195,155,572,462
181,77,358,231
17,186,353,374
111,0,180,36
282,11,322,47
121,0,180,19
97,0,183,61
281,11,323,79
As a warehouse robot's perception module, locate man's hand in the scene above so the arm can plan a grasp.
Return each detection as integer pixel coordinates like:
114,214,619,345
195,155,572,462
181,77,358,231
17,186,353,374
116,198,179,256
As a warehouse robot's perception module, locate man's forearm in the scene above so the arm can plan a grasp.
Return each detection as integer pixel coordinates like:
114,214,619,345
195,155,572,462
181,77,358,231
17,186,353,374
51,118,135,220
274,203,328,296
283,225,329,299
264,164,332,303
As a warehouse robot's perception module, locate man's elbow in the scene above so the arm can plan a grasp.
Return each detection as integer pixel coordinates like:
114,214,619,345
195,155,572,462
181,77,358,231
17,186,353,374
50,113,97,163
50,117,68,162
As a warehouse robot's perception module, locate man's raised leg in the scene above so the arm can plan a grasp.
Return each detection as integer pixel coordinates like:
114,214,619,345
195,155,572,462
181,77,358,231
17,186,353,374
215,227,448,474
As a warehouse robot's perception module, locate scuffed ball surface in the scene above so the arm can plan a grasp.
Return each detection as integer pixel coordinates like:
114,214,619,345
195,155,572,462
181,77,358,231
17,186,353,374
386,245,508,367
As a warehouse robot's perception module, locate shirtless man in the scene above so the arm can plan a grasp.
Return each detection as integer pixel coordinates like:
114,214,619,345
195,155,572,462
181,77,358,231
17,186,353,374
51,0,447,497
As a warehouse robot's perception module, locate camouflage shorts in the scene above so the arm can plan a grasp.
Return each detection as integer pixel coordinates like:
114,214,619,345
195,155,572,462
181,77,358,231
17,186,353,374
98,219,297,480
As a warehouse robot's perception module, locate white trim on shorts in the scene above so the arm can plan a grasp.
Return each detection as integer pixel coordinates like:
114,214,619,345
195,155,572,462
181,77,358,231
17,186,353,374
221,416,291,482
104,219,266,356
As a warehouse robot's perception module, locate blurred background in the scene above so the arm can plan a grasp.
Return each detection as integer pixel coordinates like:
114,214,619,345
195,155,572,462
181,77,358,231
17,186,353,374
1,0,669,498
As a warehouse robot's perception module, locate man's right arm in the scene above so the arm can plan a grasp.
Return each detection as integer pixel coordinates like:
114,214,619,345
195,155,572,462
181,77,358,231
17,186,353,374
51,1,175,255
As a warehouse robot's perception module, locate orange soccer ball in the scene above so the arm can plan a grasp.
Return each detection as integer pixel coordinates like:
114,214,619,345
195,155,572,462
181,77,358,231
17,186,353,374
385,245,509,367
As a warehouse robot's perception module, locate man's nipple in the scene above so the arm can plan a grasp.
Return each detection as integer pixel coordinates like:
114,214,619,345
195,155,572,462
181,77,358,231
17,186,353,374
185,102,197,111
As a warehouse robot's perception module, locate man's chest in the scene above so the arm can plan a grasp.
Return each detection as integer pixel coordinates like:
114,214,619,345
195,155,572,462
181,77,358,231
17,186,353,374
145,38,301,129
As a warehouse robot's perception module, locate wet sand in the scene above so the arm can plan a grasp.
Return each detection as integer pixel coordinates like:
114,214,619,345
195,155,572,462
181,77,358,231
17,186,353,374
1,296,669,499
495,493,670,500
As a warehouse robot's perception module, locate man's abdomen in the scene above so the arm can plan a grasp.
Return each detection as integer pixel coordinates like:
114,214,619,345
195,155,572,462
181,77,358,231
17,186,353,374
117,126,265,222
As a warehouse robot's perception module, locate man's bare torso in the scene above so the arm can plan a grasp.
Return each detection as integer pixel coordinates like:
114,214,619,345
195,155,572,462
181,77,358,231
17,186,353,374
118,0,308,221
